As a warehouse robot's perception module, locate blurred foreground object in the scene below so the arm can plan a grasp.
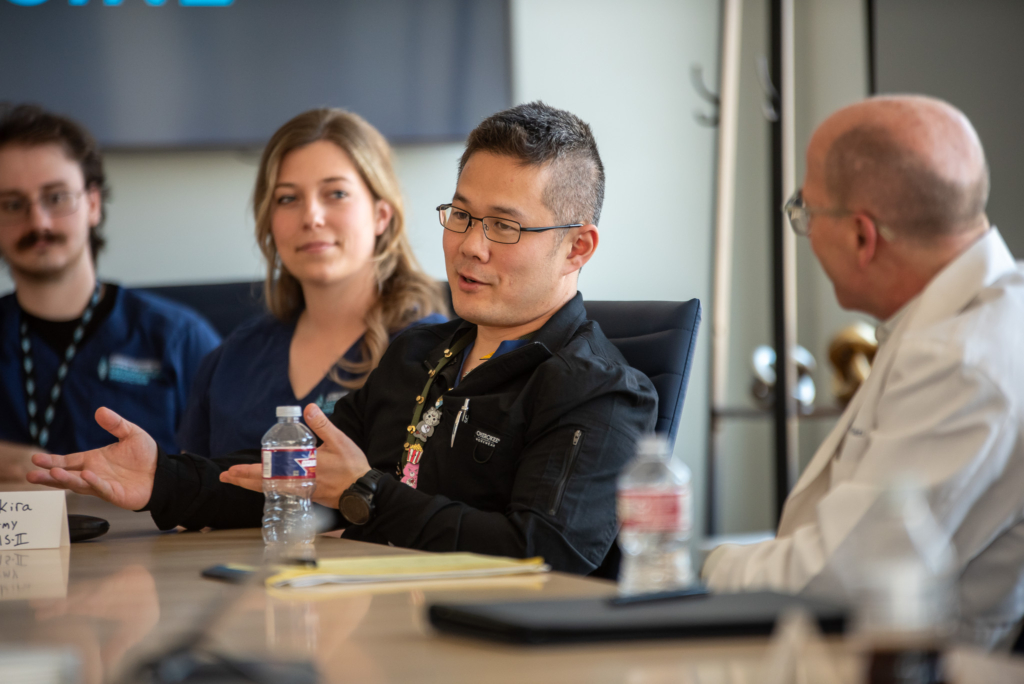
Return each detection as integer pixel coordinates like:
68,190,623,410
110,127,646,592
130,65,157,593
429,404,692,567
751,345,816,414
847,479,956,684
763,610,849,684
828,323,878,405
617,435,694,595
0,649,79,684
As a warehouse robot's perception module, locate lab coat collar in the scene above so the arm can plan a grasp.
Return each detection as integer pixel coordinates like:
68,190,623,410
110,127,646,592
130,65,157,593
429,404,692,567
901,227,1016,334
875,228,1013,344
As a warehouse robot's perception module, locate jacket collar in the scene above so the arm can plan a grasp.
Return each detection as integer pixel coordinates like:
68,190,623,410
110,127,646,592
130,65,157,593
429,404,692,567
425,292,588,384
436,292,587,358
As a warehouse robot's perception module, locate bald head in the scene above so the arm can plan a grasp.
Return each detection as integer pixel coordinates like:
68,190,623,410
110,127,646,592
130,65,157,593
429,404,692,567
815,95,988,239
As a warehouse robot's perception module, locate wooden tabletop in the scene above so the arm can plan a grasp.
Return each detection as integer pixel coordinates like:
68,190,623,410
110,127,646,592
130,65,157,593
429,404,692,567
0,493,781,684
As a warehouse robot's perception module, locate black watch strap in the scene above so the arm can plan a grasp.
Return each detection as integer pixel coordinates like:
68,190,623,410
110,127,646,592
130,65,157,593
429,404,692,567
339,469,385,526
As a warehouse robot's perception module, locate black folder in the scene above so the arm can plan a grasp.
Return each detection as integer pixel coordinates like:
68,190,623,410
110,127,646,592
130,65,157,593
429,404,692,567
428,591,848,645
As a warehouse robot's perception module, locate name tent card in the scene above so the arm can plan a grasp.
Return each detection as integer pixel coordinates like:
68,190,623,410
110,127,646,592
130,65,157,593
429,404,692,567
0,547,70,601
0,491,70,550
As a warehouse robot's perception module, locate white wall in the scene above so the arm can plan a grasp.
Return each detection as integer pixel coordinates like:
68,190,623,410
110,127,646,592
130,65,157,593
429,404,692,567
511,0,720,537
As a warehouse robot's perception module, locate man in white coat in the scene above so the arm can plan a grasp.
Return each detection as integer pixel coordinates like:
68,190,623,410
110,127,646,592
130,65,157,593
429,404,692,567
702,95,1024,649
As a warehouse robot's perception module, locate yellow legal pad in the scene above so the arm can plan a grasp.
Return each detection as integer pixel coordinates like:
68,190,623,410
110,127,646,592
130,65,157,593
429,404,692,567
266,553,550,589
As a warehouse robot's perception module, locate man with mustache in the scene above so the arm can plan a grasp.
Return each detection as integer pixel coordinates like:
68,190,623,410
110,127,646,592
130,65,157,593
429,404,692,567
28,102,658,576
0,104,221,478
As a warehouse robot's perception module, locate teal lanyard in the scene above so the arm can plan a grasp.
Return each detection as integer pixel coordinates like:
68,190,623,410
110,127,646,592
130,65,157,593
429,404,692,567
19,282,101,448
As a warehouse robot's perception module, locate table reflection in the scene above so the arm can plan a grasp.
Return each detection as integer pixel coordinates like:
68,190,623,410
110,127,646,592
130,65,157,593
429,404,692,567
29,564,159,684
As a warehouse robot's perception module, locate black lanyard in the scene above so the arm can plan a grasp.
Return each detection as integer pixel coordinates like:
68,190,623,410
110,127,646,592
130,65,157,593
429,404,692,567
19,283,101,448
397,332,474,480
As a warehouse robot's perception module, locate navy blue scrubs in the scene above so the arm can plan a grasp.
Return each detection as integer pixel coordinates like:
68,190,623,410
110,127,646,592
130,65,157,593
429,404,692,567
0,288,221,455
176,312,447,457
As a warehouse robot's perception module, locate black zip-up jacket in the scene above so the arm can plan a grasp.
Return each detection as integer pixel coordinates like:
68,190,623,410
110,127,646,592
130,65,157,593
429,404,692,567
143,293,658,575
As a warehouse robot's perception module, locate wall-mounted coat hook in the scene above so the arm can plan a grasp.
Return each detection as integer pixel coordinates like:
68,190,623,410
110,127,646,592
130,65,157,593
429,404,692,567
690,63,720,127
755,55,779,122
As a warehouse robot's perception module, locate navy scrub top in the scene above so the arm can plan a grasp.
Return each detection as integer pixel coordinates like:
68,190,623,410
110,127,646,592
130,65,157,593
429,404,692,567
176,312,447,458
0,288,222,455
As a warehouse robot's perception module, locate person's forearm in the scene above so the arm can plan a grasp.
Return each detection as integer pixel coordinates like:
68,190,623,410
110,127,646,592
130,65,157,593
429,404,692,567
143,448,264,530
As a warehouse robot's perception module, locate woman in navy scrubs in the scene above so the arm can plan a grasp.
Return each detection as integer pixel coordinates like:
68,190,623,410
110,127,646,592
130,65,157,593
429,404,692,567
177,109,447,457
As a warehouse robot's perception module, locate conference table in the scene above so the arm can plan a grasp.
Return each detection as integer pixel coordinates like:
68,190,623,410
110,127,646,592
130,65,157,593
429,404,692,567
0,492,782,684
1,492,1021,684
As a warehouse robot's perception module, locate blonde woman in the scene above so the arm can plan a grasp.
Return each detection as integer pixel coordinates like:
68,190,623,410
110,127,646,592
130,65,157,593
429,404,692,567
177,109,447,457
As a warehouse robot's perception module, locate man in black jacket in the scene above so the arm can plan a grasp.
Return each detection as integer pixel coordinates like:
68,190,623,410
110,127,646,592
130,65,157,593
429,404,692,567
29,102,658,575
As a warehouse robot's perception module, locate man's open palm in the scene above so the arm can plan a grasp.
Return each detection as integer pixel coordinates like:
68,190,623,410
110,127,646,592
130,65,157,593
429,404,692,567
26,407,158,511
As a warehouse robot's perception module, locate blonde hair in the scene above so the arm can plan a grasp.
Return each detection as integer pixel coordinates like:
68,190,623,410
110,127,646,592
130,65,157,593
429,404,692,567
253,108,447,389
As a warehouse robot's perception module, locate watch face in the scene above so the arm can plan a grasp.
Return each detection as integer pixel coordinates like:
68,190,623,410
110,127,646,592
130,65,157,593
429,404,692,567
340,495,371,526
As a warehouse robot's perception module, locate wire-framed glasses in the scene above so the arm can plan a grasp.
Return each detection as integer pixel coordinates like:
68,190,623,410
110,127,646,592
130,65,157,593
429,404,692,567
0,189,85,226
437,203,582,245
782,189,851,237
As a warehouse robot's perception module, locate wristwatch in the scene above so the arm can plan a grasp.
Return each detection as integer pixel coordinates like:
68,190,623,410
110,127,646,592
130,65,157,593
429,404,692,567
339,469,385,525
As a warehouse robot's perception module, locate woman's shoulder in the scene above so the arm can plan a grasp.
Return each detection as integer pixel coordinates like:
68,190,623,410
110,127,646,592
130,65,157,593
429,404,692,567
212,313,294,364
223,312,292,343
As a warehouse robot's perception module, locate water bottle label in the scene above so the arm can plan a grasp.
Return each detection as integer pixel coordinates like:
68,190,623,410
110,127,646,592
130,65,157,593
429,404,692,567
261,448,317,479
618,487,690,533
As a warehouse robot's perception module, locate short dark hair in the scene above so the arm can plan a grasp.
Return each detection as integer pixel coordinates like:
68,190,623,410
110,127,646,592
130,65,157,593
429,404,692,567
459,101,605,227
825,124,989,238
0,103,109,260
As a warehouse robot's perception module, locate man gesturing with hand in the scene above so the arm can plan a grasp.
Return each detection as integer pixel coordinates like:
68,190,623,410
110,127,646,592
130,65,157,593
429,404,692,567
30,103,658,576
218,404,371,507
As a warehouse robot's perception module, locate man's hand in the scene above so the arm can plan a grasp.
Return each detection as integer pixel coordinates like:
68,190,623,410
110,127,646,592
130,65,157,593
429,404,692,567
26,407,158,511
220,404,370,508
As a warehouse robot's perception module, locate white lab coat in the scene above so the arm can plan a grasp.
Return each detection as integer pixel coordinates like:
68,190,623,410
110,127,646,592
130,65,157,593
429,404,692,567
703,229,1024,649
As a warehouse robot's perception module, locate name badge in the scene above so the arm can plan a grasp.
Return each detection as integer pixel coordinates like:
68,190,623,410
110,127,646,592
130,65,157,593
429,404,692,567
0,491,70,550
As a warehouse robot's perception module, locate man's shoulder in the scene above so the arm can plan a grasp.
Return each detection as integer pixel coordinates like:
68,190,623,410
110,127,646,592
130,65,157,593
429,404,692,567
0,291,15,317
117,287,221,343
898,268,1024,394
539,316,658,404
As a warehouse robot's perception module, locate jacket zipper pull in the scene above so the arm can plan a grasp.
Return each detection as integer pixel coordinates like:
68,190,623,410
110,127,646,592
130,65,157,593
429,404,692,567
451,398,470,447
573,429,581,446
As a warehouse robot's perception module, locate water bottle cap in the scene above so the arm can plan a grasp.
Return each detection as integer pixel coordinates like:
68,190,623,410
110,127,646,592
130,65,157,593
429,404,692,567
276,406,302,418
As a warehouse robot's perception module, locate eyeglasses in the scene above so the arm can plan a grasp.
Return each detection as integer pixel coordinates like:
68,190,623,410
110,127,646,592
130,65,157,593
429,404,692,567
783,189,897,241
0,189,85,227
437,204,582,245
782,189,852,237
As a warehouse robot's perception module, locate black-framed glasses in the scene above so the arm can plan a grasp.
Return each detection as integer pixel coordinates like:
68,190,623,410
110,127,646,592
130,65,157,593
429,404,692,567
0,189,85,227
782,189,850,237
437,204,582,245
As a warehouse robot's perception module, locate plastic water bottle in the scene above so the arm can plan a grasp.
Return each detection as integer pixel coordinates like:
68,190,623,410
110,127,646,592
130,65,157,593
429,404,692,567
617,435,694,595
849,479,956,684
261,406,318,553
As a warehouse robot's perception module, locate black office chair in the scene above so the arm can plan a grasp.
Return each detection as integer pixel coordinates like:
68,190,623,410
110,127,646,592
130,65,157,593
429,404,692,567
144,281,266,339
581,300,701,579
584,300,701,450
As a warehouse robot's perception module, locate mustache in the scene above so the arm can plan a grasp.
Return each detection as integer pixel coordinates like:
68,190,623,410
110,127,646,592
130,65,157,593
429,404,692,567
15,230,66,251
